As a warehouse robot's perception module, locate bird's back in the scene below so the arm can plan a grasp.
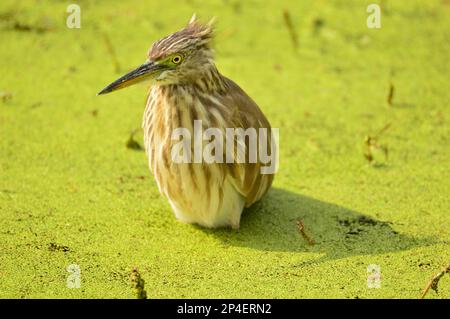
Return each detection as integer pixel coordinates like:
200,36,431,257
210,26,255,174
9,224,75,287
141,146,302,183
218,76,275,207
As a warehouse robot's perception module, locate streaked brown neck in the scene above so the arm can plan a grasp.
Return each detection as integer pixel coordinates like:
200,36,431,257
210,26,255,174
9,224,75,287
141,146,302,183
172,63,227,95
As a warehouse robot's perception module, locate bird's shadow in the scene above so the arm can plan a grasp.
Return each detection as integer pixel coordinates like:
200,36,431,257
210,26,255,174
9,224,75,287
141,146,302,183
199,188,436,264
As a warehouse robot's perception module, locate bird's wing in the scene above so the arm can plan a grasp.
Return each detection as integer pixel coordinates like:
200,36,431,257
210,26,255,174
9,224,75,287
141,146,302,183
218,77,276,207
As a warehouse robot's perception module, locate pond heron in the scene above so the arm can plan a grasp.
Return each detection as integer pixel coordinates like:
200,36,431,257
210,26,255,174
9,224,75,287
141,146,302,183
98,15,276,228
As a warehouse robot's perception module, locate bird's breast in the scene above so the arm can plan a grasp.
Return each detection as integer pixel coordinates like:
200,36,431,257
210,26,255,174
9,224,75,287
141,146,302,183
142,85,243,227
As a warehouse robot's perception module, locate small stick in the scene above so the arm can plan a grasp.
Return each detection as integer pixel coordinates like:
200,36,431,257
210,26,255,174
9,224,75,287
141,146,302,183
130,267,147,299
364,123,391,163
282,9,299,50
374,122,391,139
387,83,395,106
296,219,315,245
421,263,450,299
102,32,121,73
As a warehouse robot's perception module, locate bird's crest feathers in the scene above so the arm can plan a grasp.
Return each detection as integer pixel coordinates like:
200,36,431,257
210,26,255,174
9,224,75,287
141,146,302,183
148,15,215,60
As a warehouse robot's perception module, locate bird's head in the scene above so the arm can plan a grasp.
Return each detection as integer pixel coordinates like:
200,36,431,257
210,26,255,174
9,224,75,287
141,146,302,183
98,15,215,95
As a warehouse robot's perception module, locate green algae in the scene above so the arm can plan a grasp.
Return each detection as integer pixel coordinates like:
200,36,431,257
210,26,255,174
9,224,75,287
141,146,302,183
0,0,449,298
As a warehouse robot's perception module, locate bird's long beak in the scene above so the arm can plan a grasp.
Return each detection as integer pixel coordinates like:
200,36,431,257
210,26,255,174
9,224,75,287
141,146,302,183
97,61,165,95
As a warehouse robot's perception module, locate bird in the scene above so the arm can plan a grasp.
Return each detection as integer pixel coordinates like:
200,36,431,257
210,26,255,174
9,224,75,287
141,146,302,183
98,15,276,229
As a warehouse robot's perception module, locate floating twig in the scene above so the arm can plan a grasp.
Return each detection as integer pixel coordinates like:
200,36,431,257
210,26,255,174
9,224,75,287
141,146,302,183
282,9,299,50
364,123,391,163
421,263,450,299
387,83,395,106
11,20,54,33
374,122,392,138
102,32,121,73
130,267,148,299
296,219,315,245
48,242,70,252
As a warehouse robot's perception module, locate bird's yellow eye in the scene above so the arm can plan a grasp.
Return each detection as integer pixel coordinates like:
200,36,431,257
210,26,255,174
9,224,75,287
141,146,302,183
172,55,182,64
